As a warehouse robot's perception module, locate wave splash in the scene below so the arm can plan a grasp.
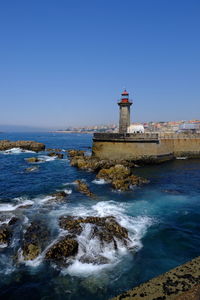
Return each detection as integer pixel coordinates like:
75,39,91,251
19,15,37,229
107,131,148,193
1,148,35,155
58,201,153,276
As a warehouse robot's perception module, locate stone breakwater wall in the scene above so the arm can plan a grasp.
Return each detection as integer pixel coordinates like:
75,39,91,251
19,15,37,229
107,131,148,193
111,256,200,300
92,133,200,162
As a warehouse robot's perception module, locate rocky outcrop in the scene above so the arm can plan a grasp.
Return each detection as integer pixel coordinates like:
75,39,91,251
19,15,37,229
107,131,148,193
67,149,148,191
68,149,136,172
67,149,85,157
0,140,45,152
48,152,64,159
22,221,50,260
45,237,78,262
96,164,149,191
59,215,129,246
74,180,94,197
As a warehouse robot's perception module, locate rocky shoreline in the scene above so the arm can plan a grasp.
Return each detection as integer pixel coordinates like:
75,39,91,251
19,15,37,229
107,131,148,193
0,140,45,152
67,149,149,191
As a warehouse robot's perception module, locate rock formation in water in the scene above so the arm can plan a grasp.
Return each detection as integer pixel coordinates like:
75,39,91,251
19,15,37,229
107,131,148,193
0,140,45,152
22,221,50,260
44,215,130,265
97,164,149,191
74,180,95,197
67,150,149,191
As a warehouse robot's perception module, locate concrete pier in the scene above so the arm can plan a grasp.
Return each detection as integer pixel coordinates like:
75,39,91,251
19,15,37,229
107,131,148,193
92,133,200,163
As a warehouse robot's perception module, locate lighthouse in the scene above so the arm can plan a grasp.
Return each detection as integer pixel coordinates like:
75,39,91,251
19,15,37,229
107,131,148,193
118,89,132,134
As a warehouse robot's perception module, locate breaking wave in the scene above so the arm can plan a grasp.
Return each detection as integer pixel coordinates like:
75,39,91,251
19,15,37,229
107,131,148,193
0,200,34,212
92,179,108,185
1,148,35,154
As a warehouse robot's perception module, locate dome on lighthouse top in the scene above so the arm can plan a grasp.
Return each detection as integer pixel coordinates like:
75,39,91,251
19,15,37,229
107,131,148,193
121,89,129,96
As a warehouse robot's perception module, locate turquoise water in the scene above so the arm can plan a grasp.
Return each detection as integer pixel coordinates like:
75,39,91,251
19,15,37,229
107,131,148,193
0,132,200,300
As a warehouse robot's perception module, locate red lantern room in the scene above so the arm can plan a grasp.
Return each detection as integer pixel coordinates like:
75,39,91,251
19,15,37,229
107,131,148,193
120,89,131,103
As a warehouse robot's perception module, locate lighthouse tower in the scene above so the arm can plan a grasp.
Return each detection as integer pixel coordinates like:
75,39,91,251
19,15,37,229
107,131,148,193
118,89,132,133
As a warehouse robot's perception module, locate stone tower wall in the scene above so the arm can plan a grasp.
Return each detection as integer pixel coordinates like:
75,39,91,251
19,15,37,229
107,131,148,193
119,105,131,133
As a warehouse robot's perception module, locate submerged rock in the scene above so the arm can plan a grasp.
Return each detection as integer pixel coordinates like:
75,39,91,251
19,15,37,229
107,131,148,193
45,237,78,262
22,221,50,260
0,140,45,152
74,180,95,197
25,166,39,172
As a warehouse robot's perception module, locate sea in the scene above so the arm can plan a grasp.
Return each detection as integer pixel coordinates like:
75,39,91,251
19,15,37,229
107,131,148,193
0,132,200,300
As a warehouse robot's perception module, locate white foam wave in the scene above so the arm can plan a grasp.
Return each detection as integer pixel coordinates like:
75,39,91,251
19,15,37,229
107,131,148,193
38,155,57,162
0,200,34,212
2,148,35,154
0,243,8,248
92,179,108,185
58,200,153,277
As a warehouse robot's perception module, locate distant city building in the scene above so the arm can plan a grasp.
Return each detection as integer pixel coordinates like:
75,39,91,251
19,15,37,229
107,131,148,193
179,123,199,133
128,124,144,134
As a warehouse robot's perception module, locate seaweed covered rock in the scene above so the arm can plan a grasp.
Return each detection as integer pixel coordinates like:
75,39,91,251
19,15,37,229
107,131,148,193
68,149,136,172
96,164,149,191
45,237,78,262
74,180,94,197
22,221,50,260
59,215,129,246
0,140,45,152
97,164,131,181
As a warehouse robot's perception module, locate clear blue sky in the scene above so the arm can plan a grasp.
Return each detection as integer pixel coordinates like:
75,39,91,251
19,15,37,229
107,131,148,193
0,0,200,129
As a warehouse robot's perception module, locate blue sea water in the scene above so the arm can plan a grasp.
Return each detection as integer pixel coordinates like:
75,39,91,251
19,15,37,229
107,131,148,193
0,132,200,300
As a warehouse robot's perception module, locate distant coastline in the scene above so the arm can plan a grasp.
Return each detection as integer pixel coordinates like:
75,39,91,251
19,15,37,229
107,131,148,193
51,131,98,134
